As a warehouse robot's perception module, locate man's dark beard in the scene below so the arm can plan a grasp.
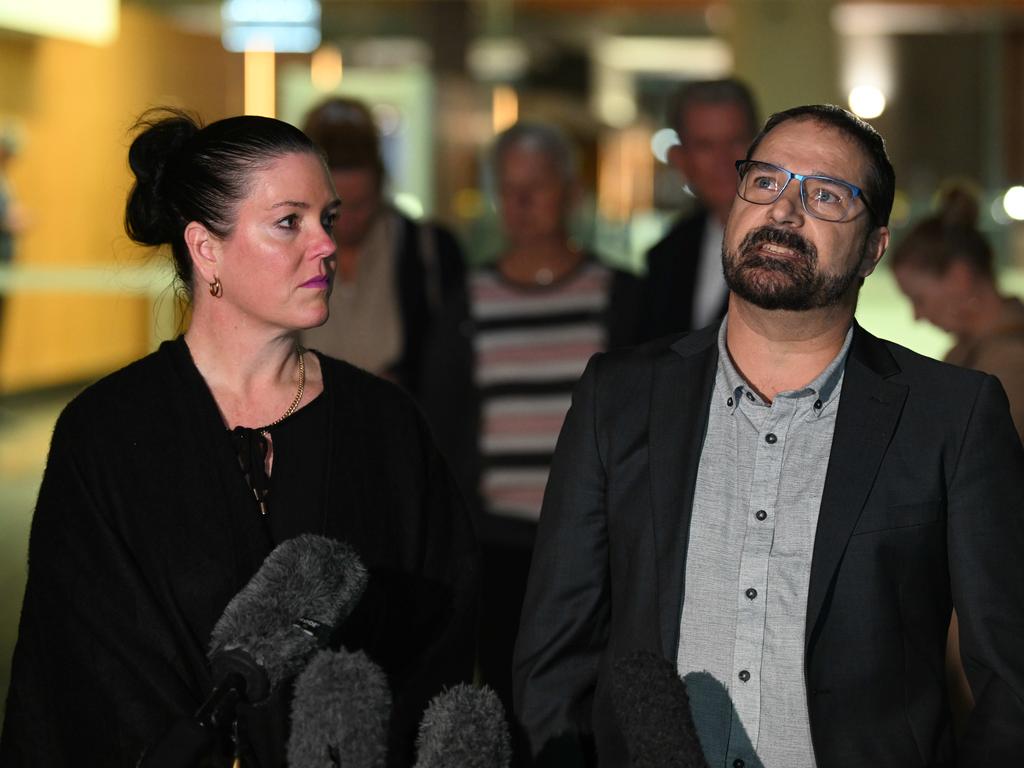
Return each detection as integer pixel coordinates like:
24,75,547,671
722,226,863,311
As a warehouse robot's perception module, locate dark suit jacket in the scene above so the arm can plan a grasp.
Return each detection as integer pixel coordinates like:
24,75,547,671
513,322,1024,767
614,209,728,347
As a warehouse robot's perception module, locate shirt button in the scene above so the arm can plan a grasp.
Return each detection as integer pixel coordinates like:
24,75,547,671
745,588,758,600
738,670,750,682
727,397,734,407
813,399,823,410
746,392,755,402
755,509,767,521
765,433,777,444
733,760,746,768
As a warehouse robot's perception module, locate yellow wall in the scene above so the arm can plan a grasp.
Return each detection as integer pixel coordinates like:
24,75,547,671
0,4,243,392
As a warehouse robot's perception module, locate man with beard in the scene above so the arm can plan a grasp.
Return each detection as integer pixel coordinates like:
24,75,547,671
513,105,1024,767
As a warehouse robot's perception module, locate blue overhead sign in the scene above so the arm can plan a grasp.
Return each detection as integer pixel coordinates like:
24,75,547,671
221,0,321,53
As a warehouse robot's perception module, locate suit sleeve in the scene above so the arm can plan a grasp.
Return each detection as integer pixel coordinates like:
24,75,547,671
947,374,1024,762
513,354,610,762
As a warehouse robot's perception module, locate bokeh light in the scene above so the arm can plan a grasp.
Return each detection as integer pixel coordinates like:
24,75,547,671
1002,186,1024,221
848,85,886,119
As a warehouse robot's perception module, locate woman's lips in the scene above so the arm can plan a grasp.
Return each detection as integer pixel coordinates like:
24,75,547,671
302,275,331,289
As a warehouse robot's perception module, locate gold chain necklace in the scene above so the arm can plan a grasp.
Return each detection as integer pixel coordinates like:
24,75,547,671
260,347,305,437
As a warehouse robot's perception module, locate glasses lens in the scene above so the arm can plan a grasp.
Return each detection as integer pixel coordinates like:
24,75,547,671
739,162,787,204
804,178,855,222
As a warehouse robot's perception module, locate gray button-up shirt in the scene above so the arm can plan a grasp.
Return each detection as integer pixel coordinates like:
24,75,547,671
677,318,853,768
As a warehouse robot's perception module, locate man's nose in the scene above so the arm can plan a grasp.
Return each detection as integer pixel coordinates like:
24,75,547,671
767,181,804,226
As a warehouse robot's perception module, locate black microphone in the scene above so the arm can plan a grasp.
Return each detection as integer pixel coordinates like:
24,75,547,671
139,535,368,767
413,683,512,768
611,651,708,768
203,533,368,723
287,648,392,768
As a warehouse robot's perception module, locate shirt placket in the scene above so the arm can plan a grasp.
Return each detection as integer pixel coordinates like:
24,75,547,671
728,394,797,763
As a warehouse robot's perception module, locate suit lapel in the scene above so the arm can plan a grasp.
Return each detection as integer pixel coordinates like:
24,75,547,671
805,325,907,648
649,326,719,658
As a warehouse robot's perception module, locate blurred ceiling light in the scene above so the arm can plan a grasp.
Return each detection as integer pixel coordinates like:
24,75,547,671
492,86,518,134
0,0,118,45
310,45,342,91
594,36,731,75
832,4,982,35
468,38,530,82
1003,186,1024,222
848,85,886,119
244,45,276,117
650,128,679,165
222,0,321,53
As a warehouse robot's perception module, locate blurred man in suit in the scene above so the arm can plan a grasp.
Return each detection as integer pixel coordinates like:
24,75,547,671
621,79,758,345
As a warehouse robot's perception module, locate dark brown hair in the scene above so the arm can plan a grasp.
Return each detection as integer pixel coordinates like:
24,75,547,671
302,97,384,183
125,108,318,295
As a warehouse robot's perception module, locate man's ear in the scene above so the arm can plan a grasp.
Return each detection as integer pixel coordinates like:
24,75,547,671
859,225,890,278
184,221,220,285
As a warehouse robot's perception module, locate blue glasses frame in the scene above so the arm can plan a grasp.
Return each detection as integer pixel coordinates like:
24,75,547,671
735,159,877,224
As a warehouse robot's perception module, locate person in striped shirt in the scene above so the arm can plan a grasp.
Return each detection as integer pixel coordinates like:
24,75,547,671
470,122,632,721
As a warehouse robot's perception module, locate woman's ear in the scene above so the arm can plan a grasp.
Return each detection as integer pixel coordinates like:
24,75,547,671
184,221,219,285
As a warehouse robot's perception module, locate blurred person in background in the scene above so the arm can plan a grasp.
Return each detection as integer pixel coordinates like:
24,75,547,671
0,132,27,360
301,97,477,503
471,121,632,718
893,186,1024,440
1,109,478,767
619,78,759,345
892,185,1024,741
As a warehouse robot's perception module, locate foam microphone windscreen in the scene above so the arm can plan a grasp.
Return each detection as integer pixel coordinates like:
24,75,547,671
208,534,368,703
611,651,708,768
287,648,391,768
414,683,512,768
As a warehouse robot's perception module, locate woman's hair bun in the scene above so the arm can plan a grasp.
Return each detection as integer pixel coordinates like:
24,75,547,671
124,108,201,246
936,182,980,232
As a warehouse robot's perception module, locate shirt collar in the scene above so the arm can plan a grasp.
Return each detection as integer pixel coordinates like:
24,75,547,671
717,314,854,416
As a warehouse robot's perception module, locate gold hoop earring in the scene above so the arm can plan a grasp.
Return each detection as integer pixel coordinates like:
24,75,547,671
209,277,223,298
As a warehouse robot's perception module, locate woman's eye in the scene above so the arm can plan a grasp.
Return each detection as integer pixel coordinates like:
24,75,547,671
277,214,299,230
323,212,338,230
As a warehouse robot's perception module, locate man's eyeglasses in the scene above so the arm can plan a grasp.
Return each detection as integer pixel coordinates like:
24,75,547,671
735,160,877,224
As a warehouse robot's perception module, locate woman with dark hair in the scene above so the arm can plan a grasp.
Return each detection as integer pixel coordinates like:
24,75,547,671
892,186,1024,440
0,110,478,767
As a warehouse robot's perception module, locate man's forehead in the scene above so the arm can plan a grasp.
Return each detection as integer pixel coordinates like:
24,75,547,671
752,119,865,173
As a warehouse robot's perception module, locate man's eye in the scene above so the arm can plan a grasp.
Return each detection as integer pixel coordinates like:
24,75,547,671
753,176,777,190
812,187,844,205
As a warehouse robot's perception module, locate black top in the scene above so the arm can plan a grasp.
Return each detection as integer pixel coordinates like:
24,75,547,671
230,391,330,545
1,337,479,768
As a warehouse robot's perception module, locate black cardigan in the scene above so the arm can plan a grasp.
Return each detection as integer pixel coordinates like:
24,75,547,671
0,338,480,767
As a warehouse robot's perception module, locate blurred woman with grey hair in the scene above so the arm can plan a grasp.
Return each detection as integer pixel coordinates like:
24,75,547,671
470,121,632,715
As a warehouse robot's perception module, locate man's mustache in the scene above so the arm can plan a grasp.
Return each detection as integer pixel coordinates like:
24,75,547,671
737,226,817,265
